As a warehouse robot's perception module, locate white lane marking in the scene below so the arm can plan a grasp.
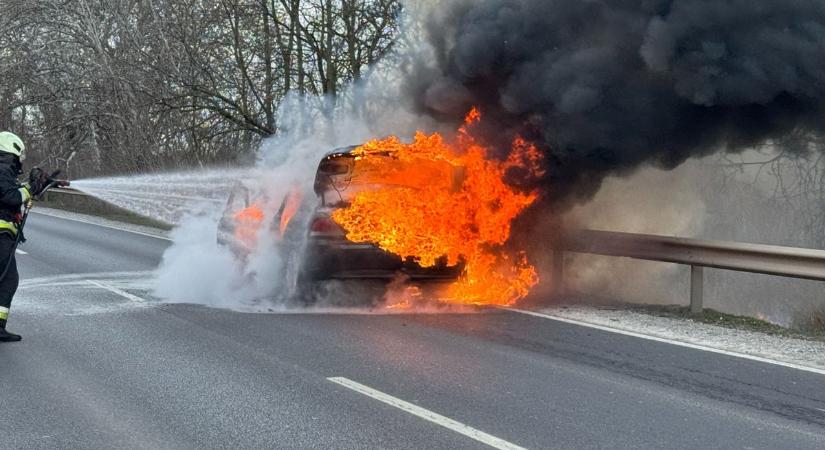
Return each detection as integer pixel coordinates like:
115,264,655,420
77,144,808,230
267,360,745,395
19,271,154,289
507,308,825,377
327,377,526,450
20,280,97,290
31,210,172,242
86,279,147,303
15,249,27,255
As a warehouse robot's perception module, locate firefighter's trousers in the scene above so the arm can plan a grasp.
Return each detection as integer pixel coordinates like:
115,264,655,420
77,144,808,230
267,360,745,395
0,233,19,322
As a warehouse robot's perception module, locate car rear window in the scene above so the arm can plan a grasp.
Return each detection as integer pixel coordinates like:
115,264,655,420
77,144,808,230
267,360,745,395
318,159,350,175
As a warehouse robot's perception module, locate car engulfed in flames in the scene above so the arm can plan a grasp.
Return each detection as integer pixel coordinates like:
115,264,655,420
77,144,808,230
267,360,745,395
329,108,544,306
218,108,544,307
300,146,465,283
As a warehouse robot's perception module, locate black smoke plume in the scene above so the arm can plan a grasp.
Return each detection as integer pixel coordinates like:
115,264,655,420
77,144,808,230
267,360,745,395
407,0,825,205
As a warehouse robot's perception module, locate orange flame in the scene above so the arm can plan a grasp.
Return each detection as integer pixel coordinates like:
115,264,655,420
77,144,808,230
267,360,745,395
386,300,413,310
331,108,542,306
234,204,265,247
279,191,303,236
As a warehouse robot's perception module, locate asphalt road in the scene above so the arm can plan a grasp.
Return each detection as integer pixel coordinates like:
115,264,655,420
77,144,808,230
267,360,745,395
1,211,824,449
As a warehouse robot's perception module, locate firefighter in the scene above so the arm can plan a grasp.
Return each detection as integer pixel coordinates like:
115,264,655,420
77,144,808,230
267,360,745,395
0,131,49,342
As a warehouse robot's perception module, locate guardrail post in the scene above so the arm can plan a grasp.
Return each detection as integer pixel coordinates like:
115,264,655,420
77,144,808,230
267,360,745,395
690,265,704,314
552,250,564,296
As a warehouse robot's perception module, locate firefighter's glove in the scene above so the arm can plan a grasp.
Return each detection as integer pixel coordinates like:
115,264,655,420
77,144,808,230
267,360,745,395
26,168,49,197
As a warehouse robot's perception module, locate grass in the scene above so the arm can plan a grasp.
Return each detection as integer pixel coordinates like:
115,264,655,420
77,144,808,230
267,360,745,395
535,291,825,341
37,197,173,231
624,303,825,342
630,304,790,334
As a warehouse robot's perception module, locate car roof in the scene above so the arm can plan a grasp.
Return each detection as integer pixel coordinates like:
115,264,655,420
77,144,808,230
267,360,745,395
321,145,360,159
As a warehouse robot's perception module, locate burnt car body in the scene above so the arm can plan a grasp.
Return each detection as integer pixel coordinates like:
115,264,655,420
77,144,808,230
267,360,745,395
217,180,311,299
216,180,258,257
300,146,463,281
216,181,307,259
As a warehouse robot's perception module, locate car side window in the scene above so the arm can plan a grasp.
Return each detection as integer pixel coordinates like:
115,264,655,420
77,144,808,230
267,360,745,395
273,190,305,236
226,185,250,213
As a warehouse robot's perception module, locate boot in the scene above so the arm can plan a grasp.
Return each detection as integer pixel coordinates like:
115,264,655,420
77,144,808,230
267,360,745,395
0,319,21,342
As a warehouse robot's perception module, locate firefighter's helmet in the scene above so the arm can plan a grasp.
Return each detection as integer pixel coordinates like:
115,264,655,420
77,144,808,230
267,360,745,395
0,132,24,158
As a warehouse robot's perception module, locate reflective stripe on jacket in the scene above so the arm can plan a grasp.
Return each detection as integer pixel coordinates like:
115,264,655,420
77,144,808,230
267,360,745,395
0,220,17,236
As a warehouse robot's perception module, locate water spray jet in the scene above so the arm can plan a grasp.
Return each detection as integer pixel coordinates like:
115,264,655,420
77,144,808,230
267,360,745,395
69,169,253,224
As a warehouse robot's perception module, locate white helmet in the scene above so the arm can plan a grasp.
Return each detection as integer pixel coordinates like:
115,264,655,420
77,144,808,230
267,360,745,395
0,131,25,158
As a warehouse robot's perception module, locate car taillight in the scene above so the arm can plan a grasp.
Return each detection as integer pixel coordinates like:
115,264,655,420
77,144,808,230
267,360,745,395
310,216,341,234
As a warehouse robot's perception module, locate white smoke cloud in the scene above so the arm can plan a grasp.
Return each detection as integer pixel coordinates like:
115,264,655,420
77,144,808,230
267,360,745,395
560,162,708,305
558,151,825,326
148,2,443,310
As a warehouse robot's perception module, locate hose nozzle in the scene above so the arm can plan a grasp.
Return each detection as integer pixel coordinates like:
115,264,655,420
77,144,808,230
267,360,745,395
45,170,70,189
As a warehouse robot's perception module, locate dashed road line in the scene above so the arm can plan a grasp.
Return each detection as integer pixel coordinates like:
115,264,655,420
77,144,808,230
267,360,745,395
86,279,147,303
20,271,153,289
15,249,27,255
328,376,526,450
507,308,825,377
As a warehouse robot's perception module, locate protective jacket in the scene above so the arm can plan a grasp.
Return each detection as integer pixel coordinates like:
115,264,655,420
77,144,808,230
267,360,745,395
0,155,29,236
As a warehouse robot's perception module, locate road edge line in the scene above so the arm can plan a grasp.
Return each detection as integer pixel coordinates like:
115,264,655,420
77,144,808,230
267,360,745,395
327,377,526,450
507,308,825,377
31,210,172,241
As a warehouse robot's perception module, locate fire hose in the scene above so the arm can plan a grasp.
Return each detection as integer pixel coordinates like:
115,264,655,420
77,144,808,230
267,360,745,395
0,170,70,280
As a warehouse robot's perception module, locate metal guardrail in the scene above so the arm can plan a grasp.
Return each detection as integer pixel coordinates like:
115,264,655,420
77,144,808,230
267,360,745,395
555,229,825,314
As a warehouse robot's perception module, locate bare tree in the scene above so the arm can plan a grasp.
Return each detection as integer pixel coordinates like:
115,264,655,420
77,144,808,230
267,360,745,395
0,0,401,177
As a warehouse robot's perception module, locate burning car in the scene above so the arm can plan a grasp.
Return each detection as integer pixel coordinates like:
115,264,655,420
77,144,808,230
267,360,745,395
218,108,540,307
300,146,464,281
216,146,463,304
322,109,544,306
